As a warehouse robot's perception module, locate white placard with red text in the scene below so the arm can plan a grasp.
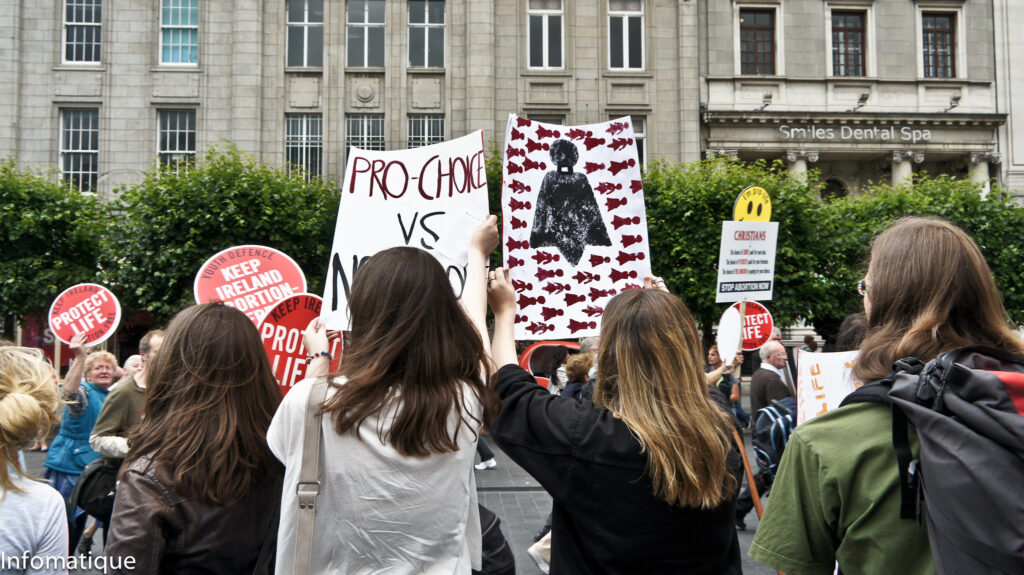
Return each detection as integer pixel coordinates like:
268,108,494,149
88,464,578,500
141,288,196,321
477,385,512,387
48,283,121,345
194,245,307,325
795,349,861,424
716,221,779,303
258,293,342,396
501,115,651,339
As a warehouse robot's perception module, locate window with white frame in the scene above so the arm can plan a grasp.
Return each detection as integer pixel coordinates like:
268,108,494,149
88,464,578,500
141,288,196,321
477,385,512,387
285,114,322,178
158,109,196,168
60,109,99,192
347,0,385,68
740,8,775,75
407,115,445,148
345,114,385,162
160,0,198,65
922,12,955,78
409,0,444,68
632,116,646,168
608,0,643,70
831,10,866,77
287,0,323,67
63,0,102,63
528,0,563,69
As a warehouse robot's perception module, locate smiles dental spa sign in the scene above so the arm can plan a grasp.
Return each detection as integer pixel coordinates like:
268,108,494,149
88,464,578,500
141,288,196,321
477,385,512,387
779,124,932,144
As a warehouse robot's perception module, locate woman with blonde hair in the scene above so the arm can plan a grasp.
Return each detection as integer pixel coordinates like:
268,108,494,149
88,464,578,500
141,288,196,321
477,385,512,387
0,346,67,571
484,272,741,574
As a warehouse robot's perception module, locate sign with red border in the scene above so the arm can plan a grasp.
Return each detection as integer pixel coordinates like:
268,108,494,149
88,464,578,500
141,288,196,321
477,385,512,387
258,293,342,396
48,283,121,345
194,245,307,325
731,300,774,351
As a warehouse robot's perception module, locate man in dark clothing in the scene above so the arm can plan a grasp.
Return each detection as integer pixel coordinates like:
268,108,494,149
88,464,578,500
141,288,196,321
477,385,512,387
749,341,792,414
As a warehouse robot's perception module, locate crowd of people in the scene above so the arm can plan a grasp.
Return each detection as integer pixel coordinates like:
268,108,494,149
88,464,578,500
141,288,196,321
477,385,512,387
0,215,1020,574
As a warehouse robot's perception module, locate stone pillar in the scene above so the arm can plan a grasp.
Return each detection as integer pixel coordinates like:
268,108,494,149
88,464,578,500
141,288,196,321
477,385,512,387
891,151,922,186
785,150,818,181
969,152,1000,197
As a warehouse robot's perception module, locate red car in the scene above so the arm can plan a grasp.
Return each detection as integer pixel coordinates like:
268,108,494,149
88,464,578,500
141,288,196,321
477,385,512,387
517,340,581,389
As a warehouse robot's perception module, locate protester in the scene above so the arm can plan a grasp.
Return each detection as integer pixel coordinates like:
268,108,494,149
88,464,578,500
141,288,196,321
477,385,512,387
475,438,498,470
268,218,501,573
750,217,1024,574
705,345,749,428
835,312,867,351
749,340,792,414
800,335,818,353
560,353,592,400
0,346,68,572
42,332,116,554
485,270,741,574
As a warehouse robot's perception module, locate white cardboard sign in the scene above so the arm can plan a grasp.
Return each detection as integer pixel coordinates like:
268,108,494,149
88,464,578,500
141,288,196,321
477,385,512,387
320,131,490,329
501,115,651,339
795,349,861,424
715,221,779,303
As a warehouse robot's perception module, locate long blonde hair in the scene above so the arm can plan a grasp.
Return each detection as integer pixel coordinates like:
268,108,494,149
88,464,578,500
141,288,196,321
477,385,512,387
0,347,61,495
595,289,736,508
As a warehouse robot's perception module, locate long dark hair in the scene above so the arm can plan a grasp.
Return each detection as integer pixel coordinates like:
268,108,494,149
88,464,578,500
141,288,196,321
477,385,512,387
854,217,1024,381
125,303,282,504
323,247,499,456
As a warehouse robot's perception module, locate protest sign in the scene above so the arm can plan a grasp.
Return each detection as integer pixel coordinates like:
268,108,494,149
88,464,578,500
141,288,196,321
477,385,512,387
320,131,489,330
716,306,743,358
795,349,861,424
715,221,778,303
48,283,121,345
501,115,650,339
258,293,342,396
731,300,773,350
194,245,306,325
732,185,772,222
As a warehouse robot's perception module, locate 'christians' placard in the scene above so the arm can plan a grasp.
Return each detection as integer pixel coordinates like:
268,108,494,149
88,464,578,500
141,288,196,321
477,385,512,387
320,131,490,329
501,115,651,339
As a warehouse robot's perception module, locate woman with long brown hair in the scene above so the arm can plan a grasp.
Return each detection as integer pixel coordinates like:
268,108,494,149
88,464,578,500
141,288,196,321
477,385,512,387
484,271,741,574
268,219,501,574
750,217,1024,574
104,303,283,574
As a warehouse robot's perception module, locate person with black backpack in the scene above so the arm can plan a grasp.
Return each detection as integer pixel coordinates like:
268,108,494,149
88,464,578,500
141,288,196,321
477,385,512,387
750,217,1024,575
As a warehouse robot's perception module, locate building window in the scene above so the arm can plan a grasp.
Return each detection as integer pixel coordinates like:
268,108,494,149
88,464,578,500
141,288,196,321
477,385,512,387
831,11,865,77
285,114,322,179
407,114,445,148
287,0,323,67
822,179,848,201
528,0,563,69
345,114,385,162
63,0,102,63
160,0,199,65
740,8,774,75
409,0,444,68
922,12,955,78
609,0,643,70
528,115,565,125
347,0,385,68
158,110,196,168
632,116,646,168
60,109,99,192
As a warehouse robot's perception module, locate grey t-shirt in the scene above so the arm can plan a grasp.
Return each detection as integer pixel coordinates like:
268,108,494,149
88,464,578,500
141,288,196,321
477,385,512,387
0,471,68,575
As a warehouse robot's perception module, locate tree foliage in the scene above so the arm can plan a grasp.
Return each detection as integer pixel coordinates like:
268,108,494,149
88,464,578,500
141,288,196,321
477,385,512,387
103,147,340,323
0,160,105,317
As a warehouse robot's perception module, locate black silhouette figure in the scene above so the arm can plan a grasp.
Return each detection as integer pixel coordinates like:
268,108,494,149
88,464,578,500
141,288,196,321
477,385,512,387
529,140,612,266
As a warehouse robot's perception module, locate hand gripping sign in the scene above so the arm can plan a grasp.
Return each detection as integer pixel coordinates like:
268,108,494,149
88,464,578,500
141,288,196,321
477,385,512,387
258,294,342,396
194,245,307,325
48,283,122,345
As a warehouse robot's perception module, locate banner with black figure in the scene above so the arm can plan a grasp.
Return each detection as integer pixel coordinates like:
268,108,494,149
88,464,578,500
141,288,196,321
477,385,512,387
501,115,651,339
320,131,490,330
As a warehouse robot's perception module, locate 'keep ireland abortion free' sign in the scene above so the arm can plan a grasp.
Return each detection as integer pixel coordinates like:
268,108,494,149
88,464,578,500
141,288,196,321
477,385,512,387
320,131,489,329
194,245,307,325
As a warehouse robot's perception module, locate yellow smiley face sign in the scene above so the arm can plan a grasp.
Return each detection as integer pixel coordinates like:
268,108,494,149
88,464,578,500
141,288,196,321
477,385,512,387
733,185,772,222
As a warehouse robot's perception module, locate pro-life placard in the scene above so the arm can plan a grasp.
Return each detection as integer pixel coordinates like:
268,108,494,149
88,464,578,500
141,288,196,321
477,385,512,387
258,293,342,396
715,221,779,303
194,245,307,325
48,283,121,345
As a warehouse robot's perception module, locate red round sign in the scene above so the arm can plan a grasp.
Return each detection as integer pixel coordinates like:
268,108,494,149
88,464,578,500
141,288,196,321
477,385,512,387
731,300,774,351
194,245,307,325
48,283,122,346
258,293,342,396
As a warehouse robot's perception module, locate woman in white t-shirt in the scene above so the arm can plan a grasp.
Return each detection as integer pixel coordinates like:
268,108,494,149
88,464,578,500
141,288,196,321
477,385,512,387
0,346,67,575
268,217,501,575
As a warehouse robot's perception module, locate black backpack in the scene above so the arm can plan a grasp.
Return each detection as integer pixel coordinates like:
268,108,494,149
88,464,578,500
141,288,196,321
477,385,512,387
69,457,119,523
751,396,797,485
473,504,515,575
840,347,1024,575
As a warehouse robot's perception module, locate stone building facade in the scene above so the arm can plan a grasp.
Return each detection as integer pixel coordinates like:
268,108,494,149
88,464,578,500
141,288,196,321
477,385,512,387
0,0,701,196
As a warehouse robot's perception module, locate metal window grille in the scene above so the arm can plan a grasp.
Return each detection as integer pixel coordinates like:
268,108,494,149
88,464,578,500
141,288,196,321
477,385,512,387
407,115,445,148
285,114,323,179
160,0,199,64
609,0,643,70
60,109,99,192
528,0,562,69
409,0,445,68
345,114,385,164
740,9,775,75
158,109,196,169
832,11,865,77
287,0,324,67
63,0,102,63
922,13,955,78
347,0,385,67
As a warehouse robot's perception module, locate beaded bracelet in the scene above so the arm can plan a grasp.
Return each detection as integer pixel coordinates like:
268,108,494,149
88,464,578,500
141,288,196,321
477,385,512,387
305,350,332,364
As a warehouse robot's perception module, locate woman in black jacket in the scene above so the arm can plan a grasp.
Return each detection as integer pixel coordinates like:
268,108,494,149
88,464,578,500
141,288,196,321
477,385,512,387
483,270,742,574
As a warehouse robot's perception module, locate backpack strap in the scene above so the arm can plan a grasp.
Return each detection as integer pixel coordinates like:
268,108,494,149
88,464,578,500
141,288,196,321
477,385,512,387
294,378,331,575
